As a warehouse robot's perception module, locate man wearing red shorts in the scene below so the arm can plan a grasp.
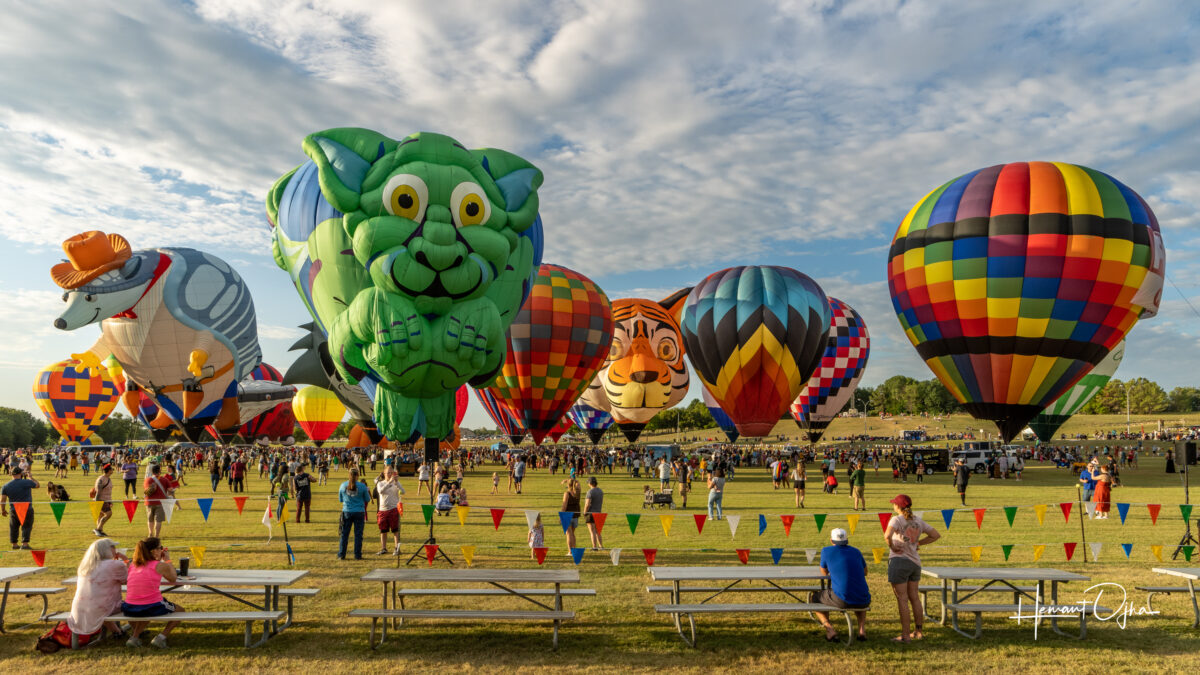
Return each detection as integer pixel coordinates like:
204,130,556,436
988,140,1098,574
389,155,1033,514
375,468,404,555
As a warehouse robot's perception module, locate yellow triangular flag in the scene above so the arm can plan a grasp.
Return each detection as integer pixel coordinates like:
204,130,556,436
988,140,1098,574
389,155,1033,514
1151,545,1163,562
460,545,476,566
1033,504,1047,526
872,547,886,564
846,513,860,535
88,501,104,522
1032,544,1045,562
970,546,982,562
278,504,289,522
189,546,205,568
659,514,674,537
456,505,470,526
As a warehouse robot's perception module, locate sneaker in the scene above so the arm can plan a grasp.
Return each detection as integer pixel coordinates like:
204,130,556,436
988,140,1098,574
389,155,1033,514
92,528,104,536
150,634,168,649
393,545,401,555
126,636,142,648
376,549,388,555
19,543,30,550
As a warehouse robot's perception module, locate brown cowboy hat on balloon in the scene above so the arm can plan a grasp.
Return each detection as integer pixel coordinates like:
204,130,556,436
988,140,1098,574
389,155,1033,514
51,231,132,289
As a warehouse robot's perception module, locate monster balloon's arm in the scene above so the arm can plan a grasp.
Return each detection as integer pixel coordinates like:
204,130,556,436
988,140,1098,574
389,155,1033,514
329,287,422,386
443,297,501,374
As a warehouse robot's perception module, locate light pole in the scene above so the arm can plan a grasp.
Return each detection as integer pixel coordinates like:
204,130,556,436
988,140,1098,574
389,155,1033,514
1126,383,1131,435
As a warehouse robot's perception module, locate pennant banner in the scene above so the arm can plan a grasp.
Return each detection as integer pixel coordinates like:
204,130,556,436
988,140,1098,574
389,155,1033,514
88,500,103,522
1033,504,1047,526
970,546,982,562
780,514,794,536
570,547,585,565
424,544,438,566
1089,542,1102,562
973,508,986,530
805,548,817,564
592,512,607,533
877,512,890,533
1084,502,1096,519
813,513,826,533
941,509,954,529
422,504,434,525
610,548,621,566
1182,504,1194,523
534,547,549,565
1183,545,1196,562
1001,544,1014,561
13,501,29,525
642,548,657,566
233,496,247,515
1003,506,1017,528
759,514,767,535
770,548,784,565
49,501,65,525
1033,544,1045,562
627,513,641,535
736,548,750,564
161,499,176,523
846,513,859,535
871,547,885,564
1059,503,1072,523
1117,503,1130,524
490,508,504,530
659,514,674,537
1064,542,1077,561
694,514,707,534
123,500,137,523
1150,544,1163,562
1121,543,1133,558
558,511,574,534
525,510,539,530
456,505,469,526
31,550,46,567
189,546,205,567
197,498,213,521
726,514,741,538
1148,504,1161,525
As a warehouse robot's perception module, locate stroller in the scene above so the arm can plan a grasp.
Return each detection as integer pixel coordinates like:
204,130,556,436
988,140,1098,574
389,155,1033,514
643,487,675,510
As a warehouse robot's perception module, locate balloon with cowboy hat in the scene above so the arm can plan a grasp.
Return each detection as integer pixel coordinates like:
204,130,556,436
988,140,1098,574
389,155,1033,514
51,231,132,289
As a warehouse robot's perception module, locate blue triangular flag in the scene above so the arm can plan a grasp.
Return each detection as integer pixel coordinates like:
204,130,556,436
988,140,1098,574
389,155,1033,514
558,511,573,534
941,509,954,529
286,543,296,565
197,498,213,521
1117,503,1130,524
759,514,767,536
770,548,784,564
1121,543,1133,558
570,547,585,565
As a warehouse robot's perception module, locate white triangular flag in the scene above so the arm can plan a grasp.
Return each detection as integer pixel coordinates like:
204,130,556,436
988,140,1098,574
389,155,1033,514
161,499,176,523
262,505,273,542
805,548,818,564
610,548,621,565
1089,542,1103,561
1084,502,1097,518
726,514,741,538
524,510,539,530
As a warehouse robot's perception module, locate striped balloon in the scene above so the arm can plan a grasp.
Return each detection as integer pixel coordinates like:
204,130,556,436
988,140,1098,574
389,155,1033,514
1029,339,1125,442
887,162,1164,441
567,403,613,445
33,359,120,444
701,386,739,443
790,298,870,444
473,387,526,446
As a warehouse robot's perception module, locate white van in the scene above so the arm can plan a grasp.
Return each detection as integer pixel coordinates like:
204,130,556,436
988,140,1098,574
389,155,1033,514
950,449,989,473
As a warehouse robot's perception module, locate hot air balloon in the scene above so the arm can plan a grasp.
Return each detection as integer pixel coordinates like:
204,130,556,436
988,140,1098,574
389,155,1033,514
547,418,574,443
129,391,173,443
292,386,345,447
474,387,526,446
680,266,832,438
887,162,1165,442
486,264,614,445
1029,339,1125,442
789,297,870,444
238,364,297,442
567,403,613,445
33,359,120,445
701,387,740,443
455,385,469,427
347,423,393,450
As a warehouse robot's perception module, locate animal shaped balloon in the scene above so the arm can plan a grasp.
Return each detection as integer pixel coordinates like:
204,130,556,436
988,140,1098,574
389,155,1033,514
33,358,120,444
567,402,614,445
292,386,345,447
680,266,831,438
789,298,870,444
267,129,543,444
51,231,263,441
1029,339,1125,442
486,264,613,445
579,293,690,442
887,162,1165,442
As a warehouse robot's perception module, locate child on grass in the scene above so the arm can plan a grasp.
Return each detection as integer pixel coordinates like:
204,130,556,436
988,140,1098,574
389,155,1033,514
491,472,499,494
527,514,544,559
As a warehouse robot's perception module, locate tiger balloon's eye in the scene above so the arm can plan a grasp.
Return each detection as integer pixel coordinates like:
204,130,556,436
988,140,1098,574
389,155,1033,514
657,339,676,361
382,174,429,222
451,182,491,227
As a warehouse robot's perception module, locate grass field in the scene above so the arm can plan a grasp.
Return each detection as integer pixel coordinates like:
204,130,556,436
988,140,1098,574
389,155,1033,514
3,426,1199,673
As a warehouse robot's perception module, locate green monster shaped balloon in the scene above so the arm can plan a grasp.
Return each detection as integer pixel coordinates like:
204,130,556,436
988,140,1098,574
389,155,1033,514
266,129,543,442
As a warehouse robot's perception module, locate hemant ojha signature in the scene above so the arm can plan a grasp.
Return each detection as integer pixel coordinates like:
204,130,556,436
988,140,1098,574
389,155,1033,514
1010,583,1159,637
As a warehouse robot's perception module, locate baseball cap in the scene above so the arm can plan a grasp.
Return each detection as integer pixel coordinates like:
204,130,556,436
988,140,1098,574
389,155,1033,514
890,494,912,509
830,528,849,544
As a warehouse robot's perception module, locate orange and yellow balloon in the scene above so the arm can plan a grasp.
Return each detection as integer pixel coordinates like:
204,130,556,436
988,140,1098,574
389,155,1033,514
33,358,120,444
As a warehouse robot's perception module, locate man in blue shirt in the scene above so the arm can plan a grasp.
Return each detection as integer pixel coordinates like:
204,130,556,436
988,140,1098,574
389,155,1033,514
1079,461,1098,508
811,528,870,642
1,467,40,549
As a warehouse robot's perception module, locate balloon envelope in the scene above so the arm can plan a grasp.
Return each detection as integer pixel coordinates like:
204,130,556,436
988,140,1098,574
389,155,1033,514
680,266,831,437
566,403,613,445
292,386,345,447
701,386,739,443
474,387,526,446
887,162,1164,441
33,359,120,444
1029,339,1125,442
790,297,870,444
239,363,296,441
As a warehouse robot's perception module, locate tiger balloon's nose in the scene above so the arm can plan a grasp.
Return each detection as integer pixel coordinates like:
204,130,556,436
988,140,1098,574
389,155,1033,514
630,370,657,384
54,318,67,330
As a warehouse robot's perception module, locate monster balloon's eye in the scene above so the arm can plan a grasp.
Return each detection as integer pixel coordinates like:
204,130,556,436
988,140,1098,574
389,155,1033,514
450,182,491,227
85,294,95,302
657,338,677,362
382,174,429,222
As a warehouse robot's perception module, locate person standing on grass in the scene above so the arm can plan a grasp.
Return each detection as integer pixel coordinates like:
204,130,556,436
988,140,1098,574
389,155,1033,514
1079,460,1098,513
375,468,404,555
513,456,527,494
1093,465,1114,519
561,478,581,552
143,465,170,538
121,459,138,498
792,462,807,508
231,454,247,493
292,464,313,524
706,468,725,520
1,467,38,550
583,476,604,550
812,528,870,643
417,461,431,496
92,464,115,536
952,458,970,506
208,455,221,492
850,461,866,511
883,494,940,643
337,468,371,560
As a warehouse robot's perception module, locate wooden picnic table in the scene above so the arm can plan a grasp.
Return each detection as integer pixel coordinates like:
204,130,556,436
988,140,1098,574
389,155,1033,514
921,566,1096,639
65,568,309,642
354,568,588,649
0,566,46,632
1149,567,1200,627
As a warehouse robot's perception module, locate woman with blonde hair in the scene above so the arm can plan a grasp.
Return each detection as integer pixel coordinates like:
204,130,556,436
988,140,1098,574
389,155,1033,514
67,538,128,638
561,478,581,551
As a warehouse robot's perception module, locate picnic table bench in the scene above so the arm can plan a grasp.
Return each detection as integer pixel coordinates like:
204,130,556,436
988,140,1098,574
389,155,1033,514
922,566,1102,639
46,610,286,648
0,567,49,632
647,566,868,647
352,568,591,650
1142,568,1200,627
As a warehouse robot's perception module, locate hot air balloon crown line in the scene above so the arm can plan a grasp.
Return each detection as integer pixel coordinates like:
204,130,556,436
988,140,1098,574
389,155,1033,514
49,231,294,442
267,128,545,446
887,162,1165,442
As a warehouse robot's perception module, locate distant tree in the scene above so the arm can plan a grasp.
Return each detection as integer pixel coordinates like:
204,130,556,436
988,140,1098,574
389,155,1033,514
1126,377,1168,414
1167,386,1200,413
1084,379,1126,415
97,412,140,446
870,375,919,415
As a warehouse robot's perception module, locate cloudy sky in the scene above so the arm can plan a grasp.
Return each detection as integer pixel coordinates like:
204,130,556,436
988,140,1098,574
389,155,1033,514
2,0,1199,430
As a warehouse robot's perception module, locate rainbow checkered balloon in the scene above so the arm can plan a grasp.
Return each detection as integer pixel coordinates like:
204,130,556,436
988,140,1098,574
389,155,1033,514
887,162,1165,442
33,359,120,444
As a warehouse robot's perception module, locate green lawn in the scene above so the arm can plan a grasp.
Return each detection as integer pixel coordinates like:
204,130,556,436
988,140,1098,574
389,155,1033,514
3,435,1199,673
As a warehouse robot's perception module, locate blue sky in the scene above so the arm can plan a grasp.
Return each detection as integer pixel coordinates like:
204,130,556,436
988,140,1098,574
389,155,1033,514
2,1,1199,431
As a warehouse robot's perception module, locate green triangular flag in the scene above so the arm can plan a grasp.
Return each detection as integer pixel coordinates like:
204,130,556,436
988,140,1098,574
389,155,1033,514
421,504,434,525
1001,544,1014,561
49,501,66,525
626,513,641,534
813,514,826,532
1183,545,1196,562
1003,506,1017,527
1182,504,1194,522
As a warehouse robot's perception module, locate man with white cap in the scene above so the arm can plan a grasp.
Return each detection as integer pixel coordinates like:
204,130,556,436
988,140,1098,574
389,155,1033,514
811,527,870,642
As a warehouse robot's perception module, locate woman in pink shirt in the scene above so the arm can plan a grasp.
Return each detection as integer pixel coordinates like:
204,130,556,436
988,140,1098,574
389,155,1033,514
121,537,186,648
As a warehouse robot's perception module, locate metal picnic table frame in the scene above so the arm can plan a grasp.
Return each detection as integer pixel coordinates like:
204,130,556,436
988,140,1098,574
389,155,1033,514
921,566,1091,639
0,567,45,633
1150,567,1200,628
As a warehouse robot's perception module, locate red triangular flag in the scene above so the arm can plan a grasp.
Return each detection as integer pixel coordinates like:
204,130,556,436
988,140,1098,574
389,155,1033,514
1148,503,1161,525
973,508,986,530
533,547,548,565
591,512,607,533
780,514,794,536
490,508,505,530
1059,502,1073,523
1064,542,1077,561
877,512,891,533
642,548,657,566
735,548,750,564
123,500,139,523
694,514,707,534
424,544,438,566
13,501,29,525
31,550,46,567
233,496,247,515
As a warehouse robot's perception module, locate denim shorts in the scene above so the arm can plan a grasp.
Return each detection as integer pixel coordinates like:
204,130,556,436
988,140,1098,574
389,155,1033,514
121,599,176,617
887,556,922,584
